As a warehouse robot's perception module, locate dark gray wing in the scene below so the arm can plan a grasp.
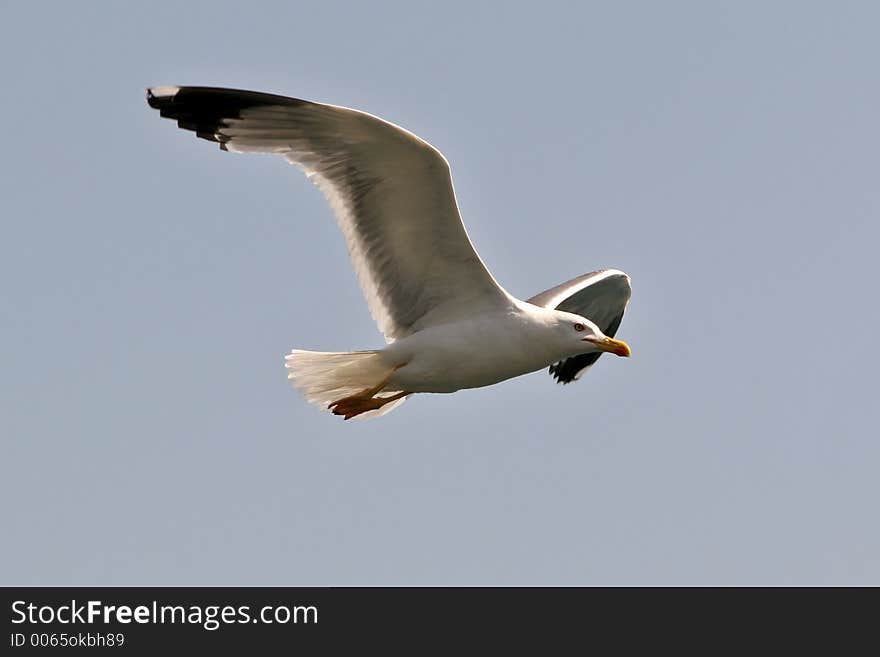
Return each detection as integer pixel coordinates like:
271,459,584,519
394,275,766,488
527,269,631,383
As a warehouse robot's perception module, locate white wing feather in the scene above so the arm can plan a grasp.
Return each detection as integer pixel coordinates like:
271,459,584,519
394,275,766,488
148,86,511,342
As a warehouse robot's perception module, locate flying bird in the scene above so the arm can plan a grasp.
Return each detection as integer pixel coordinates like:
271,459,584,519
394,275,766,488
146,86,632,419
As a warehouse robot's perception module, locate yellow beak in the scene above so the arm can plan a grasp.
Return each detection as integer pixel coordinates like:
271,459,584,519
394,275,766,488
583,336,631,357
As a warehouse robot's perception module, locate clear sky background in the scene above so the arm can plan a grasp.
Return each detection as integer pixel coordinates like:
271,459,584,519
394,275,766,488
2,1,878,585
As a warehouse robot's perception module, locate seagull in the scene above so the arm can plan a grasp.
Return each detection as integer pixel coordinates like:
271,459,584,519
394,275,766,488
146,86,632,419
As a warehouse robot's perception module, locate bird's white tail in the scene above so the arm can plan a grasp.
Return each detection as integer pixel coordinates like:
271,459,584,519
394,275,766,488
284,349,409,419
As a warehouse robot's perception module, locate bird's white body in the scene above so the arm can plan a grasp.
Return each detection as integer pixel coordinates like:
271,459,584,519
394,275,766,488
384,302,574,393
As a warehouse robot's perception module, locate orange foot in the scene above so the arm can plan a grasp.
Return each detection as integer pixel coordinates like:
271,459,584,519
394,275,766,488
328,391,408,420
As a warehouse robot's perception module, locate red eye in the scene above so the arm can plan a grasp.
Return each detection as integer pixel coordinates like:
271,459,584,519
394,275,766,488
573,322,585,332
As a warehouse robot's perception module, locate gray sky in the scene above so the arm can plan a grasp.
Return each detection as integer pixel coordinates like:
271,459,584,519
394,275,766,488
2,1,878,585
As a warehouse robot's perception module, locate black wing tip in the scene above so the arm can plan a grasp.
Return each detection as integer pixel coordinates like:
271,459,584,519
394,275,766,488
550,363,572,384
146,86,180,110
146,86,246,149
145,85,309,151
145,86,307,114
549,353,602,384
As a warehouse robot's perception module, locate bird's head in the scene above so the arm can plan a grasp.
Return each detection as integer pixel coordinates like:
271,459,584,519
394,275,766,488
552,311,631,358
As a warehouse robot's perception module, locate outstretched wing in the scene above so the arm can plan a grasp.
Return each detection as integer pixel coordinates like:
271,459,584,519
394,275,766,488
146,86,511,342
527,269,631,383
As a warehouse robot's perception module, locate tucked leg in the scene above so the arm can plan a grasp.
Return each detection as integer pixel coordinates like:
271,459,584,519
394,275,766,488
329,390,410,420
327,364,407,420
